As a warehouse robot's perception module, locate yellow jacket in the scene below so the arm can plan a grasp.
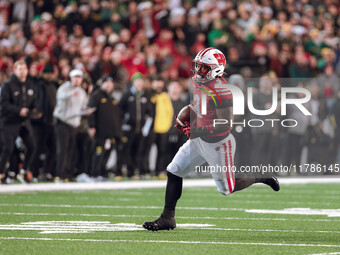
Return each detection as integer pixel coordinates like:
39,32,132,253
152,92,174,134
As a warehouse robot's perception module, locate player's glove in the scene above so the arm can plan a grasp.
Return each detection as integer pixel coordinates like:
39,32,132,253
174,116,186,131
183,121,209,139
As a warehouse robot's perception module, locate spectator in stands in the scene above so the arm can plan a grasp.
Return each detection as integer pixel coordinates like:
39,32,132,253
289,46,312,79
12,0,34,25
315,64,340,109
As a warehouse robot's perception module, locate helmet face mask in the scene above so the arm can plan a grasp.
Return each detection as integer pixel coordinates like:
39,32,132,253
192,48,226,83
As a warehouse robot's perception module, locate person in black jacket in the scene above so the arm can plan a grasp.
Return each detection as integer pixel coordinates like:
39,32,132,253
166,80,187,167
88,76,122,179
30,64,58,181
0,60,41,183
75,74,94,179
116,73,154,179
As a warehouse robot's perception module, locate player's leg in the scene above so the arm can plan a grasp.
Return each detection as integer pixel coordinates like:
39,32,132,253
231,134,280,192
143,171,182,230
143,139,205,231
213,134,262,191
233,131,279,192
233,172,280,192
205,135,236,195
205,134,280,195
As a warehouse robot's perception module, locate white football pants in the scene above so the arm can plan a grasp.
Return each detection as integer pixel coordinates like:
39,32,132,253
167,134,236,195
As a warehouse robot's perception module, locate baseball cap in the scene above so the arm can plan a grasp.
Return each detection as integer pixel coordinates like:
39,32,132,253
42,64,54,73
69,69,83,78
131,72,145,83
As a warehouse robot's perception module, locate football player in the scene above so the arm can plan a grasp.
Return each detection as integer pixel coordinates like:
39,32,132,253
143,48,280,231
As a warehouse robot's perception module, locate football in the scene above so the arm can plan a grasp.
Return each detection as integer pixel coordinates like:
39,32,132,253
175,104,197,128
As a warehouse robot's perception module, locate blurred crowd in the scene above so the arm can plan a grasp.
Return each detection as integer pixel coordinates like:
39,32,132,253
0,0,340,183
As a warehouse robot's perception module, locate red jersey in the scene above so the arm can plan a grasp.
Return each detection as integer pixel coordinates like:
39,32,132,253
192,77,232,137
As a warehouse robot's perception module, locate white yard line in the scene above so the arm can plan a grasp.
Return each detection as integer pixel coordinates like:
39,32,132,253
1,221,338,235
0,178,340,193
230,193,340,200
245,208,340,217
0,227,339,234
200,228,340,234
1,236,340,248
2,212,340,222
307,253,340,255
0,224,339,234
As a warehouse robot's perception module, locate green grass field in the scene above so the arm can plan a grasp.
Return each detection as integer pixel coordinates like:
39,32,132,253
0,182,340,255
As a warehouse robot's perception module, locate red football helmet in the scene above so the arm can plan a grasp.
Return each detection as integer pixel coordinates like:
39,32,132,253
192,48,226,83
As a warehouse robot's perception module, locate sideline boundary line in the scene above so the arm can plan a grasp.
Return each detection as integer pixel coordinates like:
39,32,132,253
1,178,340,193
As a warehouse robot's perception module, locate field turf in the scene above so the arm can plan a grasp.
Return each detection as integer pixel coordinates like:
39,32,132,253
0,182,340,255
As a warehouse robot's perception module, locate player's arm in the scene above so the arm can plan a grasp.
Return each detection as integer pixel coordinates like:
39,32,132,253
188,106,233,137
214,106,233,132
184,98,233,138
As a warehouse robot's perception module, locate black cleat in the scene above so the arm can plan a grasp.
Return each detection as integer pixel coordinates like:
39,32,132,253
143,216,176,231
263,175,280,191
